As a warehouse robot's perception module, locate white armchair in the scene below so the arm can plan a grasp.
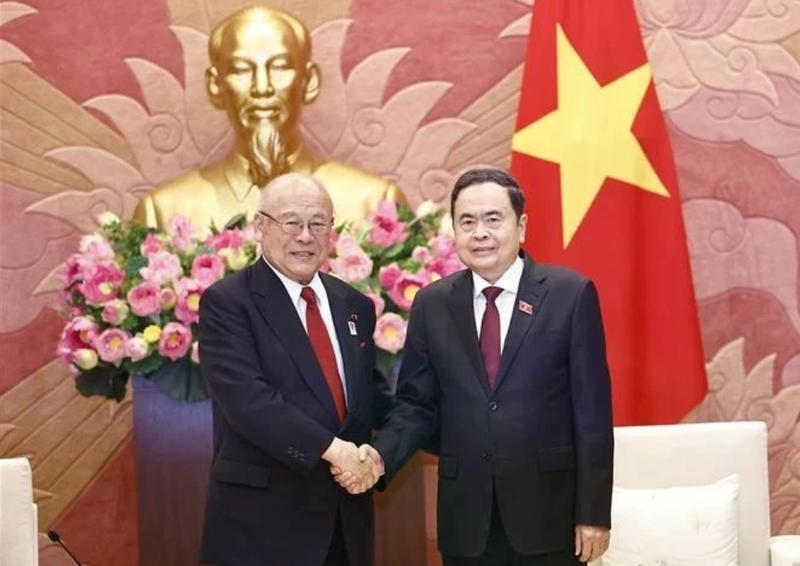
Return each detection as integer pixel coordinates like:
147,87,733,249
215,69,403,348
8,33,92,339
593,421,800,566
0,457,39,566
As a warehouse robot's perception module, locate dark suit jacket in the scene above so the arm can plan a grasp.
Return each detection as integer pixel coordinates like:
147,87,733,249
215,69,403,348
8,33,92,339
374,255,614,558
198,260,391,566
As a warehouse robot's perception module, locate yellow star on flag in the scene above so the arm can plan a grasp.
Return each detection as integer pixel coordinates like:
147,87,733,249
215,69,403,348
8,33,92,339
512,24,669,248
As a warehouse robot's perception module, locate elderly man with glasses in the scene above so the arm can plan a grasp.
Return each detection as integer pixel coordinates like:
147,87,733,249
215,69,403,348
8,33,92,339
197,172,391,566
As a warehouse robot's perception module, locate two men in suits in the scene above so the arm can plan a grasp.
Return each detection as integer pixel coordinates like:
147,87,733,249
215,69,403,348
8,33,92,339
198,173,387,566
340,168,614,565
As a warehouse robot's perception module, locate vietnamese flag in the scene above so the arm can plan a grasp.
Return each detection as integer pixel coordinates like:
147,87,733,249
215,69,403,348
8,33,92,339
510,0,707,425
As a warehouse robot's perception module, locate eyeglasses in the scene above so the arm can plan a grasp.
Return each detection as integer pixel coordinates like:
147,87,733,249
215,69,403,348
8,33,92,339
258,211,334,236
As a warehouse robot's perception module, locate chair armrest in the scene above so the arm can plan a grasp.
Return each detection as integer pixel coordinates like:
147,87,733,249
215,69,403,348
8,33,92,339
770,535,800,566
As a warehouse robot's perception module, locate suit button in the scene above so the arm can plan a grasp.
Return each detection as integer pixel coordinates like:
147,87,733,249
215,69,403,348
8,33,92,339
488,401,498,411
483,452,492,462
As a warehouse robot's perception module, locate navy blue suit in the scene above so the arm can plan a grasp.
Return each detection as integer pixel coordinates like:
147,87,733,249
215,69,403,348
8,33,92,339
374,255,613,561
198,260,390,566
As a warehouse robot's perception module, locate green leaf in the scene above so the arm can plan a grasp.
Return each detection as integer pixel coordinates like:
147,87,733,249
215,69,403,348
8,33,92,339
146,358,209,402
126,354,165,376
111,372,130,402
382,243,408,260
125,255,147,279
224,213,248,230
75,366,130,401
375,349,402,391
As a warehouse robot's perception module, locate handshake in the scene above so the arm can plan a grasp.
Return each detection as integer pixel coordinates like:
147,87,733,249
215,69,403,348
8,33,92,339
322,437,384,495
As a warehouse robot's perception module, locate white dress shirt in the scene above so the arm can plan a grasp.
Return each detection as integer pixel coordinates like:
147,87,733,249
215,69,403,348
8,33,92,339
472,257,525,353
262,257,348,406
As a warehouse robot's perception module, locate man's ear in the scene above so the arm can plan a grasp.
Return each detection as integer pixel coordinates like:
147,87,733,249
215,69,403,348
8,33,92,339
303,62,321,105
206,66,224,109
518,213,528,245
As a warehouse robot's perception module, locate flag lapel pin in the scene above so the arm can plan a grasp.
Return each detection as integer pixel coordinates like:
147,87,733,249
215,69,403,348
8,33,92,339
518,300,534,315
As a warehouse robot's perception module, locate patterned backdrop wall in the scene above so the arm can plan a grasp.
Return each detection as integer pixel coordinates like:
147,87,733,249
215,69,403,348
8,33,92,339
1,0,799,563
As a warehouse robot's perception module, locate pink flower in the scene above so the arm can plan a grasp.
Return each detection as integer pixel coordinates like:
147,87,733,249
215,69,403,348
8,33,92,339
140,233,164,257
79,262,125,305
367,200,409,248
205,230,244,252
388,274,427,311
78,233,115,263
329,235,374,283
168,215,195,252
58,254,88,287
241,222,259,244
364,289,386,318
373,313,407,354
159,322,192,361
93,328,131,363
175,279,202,325
57,316,99,362
378,263,403,290
101,299,130,325
429,235,456,259
160,287,177,310
126,336,150,362
127,282,162,317
191,254,226,290
426,254,465,279
140,251,183,286
426,235,464,278
412,246,432,264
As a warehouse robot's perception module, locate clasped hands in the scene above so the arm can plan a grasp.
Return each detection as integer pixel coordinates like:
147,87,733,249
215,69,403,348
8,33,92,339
322,437,383,494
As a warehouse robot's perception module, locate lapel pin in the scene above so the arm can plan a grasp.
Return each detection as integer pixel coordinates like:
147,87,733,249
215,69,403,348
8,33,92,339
518,300,534,315
349,313,358,321
348,321,358,335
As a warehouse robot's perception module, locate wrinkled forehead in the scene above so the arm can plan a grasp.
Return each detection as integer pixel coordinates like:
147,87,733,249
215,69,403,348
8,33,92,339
267,185,333,218
216,16,302,64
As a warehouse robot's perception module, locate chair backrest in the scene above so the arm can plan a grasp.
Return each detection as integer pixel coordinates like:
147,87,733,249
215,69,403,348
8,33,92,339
0,457,39,566
612,421,770,566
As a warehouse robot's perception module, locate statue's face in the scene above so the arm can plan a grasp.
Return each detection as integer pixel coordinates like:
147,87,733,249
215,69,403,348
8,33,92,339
208,17,317,145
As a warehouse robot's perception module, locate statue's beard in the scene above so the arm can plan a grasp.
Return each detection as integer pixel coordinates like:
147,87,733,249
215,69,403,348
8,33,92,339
242,118,289,187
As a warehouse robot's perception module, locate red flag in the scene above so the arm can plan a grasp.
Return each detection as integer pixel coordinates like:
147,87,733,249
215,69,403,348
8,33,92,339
510,0,707,425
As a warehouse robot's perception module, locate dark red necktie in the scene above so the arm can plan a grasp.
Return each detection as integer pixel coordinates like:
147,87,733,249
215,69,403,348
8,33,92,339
301,287,347,422
479,286,503,388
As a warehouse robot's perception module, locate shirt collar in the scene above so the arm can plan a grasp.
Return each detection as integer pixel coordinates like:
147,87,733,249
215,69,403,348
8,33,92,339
261,256,326,306
472,256,524,300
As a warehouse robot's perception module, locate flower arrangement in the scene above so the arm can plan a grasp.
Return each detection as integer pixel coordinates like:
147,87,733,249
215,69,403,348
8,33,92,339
56,200,462,402
326,200,463,379
55,213,259,401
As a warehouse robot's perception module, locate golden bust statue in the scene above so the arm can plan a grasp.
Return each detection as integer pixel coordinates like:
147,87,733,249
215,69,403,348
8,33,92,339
133,6,403,233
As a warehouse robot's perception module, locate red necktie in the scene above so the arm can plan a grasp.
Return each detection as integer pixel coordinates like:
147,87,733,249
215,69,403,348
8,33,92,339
479,286,503,388
301,287,347,422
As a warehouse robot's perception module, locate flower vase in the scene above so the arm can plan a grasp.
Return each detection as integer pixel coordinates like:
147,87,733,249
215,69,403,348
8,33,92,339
132,375,212,566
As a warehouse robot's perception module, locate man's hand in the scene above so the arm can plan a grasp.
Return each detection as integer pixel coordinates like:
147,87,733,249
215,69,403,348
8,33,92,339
330,444,384,494
321,438,368,480
575,524,610,563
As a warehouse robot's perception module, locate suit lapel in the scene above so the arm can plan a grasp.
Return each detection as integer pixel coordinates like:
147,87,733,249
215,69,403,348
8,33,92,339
248,261,339,421
322,274,360,421
493,257,549,392
447,271,492,397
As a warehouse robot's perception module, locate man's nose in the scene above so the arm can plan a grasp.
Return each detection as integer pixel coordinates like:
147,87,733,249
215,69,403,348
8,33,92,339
251,66,274,97
294,224,314,242
473,222,489,239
